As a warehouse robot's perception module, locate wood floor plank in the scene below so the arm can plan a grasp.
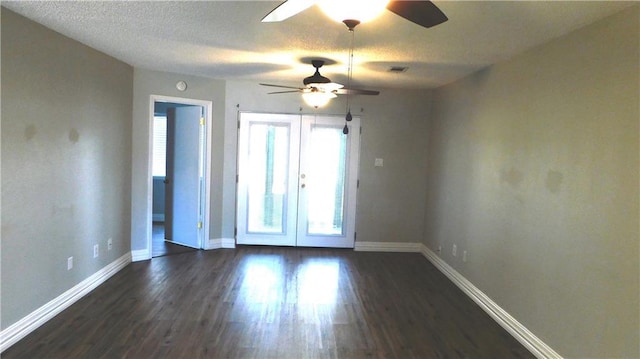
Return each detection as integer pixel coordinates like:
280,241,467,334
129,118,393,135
3,247,534,358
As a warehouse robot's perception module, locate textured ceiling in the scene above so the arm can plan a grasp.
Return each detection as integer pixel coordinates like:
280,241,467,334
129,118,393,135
2,1,634,91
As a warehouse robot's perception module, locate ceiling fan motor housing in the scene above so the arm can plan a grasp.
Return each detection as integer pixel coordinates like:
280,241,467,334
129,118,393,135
303,60,332,86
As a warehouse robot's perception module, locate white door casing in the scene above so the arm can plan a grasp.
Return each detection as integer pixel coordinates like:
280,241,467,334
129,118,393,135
236,112,360,248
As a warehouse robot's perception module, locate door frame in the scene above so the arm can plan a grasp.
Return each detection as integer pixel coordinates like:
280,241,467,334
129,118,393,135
236,113,301,246
296,115,360,248
146,95,213,257
235,112,360,248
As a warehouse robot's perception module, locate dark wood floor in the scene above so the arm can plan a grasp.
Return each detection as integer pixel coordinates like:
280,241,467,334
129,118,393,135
3,247,534,358
152,222,197,258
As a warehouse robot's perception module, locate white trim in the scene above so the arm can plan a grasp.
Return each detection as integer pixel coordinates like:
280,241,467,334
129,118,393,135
0,253,131,353
296,115,360,248
352,241,561,358
206,238,236,250
131,249,150,262
354,241,423,252
146,95,213,256
236,113,301,247
222,238,236,248
419,245,562,359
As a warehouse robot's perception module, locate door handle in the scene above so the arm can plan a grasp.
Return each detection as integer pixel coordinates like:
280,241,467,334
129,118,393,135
301,183,306,188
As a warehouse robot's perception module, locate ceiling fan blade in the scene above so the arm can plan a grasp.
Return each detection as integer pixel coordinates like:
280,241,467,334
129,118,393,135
386,0,448,28
260,83,304,90
267,90,302,94
261,0,317,22
336,88,380,96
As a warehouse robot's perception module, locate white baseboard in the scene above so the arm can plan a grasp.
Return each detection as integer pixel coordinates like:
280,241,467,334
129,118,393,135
419,245,562,359
354,241,422,252
131,249,150,262
206,237,236,250
0,253,131,353
352,241,560,358
0,241,559,358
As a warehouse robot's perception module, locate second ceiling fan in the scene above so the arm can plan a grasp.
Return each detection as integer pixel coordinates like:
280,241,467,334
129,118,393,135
260,60,379,108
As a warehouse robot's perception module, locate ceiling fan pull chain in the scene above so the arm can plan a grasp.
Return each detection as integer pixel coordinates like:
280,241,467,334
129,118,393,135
344,26,356,131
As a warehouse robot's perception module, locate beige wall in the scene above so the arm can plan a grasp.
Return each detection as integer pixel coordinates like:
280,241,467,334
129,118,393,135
1,9,133,329
130,68,226,251
424,6,639,357
130,76,432,253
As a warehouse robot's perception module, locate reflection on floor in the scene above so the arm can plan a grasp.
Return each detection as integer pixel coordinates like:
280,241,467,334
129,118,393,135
3,247,535,358
152,222,197,258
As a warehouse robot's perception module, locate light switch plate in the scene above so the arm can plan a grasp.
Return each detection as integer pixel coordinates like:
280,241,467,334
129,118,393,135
374,158,384,167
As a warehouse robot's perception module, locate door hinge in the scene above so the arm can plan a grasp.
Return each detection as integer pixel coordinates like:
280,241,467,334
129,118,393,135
359,126,362,135
197,221,203,229
234,227,238,236
200,117,205,126
354,232,357,240
236,174,239,183
357,179,360,188
237,120,241,129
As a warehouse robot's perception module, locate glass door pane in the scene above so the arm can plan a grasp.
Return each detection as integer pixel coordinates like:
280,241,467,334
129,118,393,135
306,126,347,235
246,123,289,234
237,113,300,246
297,115,360,248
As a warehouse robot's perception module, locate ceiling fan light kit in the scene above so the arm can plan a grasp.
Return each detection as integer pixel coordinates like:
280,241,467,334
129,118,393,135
302,90,337,108
310,82,343,92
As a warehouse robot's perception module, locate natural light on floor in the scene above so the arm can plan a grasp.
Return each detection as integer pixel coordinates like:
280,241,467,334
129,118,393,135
239,255,340,306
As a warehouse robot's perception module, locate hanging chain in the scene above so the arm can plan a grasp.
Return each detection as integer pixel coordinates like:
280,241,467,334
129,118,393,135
346,27,355,114
344,27,356,135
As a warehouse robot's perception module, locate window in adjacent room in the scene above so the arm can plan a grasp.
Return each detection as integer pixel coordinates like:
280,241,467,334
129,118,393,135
152,115,167,177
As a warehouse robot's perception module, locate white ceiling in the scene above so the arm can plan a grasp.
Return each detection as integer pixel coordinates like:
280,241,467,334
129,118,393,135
3,1,633,91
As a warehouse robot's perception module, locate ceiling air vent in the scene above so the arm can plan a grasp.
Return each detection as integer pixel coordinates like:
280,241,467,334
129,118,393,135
388,66,409,73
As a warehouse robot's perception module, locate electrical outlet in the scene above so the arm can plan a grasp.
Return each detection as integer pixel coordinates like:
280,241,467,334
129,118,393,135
463,250,468,262
452,244,457,256
67,257,73,270
93,244,99,258
107,238,113,251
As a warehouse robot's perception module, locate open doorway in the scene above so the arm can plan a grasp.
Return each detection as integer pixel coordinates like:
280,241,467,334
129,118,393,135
149,96,212,258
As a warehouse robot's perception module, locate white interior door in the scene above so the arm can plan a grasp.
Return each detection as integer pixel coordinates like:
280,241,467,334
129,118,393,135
166,106,204,249
236,112,360,248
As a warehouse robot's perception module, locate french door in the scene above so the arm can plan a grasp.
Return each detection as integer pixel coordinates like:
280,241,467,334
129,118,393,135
236,113,360,248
